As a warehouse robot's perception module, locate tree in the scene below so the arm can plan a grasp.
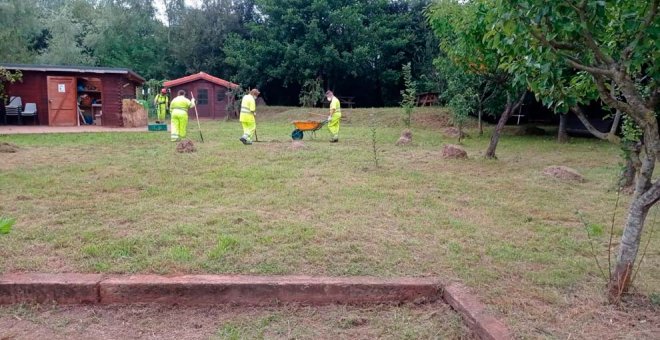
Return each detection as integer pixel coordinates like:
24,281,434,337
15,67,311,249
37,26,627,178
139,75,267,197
85,0,167,79
224,0,438,106
299,78,324,108
0,67,22,103
37,2,96,65
400,62,416,128
427,0,524,158
0,0,40,63
487,0,659,301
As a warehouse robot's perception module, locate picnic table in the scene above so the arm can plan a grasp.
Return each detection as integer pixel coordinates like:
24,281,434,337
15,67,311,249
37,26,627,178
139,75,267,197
336,96,355,108
416,92,439,106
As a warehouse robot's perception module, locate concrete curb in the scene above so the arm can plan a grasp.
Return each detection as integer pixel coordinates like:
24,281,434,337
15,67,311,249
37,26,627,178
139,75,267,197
0,274,512,339
443,283,513,340
0,274,440,306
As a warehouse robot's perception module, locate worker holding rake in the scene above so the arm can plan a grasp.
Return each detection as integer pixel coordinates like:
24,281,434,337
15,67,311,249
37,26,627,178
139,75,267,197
325,90,341,142
169,89,196,142
239,88,260,145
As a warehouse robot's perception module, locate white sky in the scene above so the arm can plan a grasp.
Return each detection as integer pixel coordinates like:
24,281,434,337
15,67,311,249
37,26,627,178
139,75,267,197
154,0,202,23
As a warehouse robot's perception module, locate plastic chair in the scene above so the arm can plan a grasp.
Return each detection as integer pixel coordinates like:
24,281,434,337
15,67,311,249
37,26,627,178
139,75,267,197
21,103,38,125
4,96,22,124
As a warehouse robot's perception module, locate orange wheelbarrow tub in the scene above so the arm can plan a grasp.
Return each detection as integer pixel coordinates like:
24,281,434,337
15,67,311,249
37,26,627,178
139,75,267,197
291,119,328,140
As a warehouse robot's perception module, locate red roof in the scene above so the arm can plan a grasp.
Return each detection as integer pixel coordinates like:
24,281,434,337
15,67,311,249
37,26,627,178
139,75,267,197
164,72,238,89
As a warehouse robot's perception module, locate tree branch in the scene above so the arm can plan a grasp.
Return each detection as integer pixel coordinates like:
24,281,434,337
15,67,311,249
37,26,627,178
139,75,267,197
512,91,526,112
640,178,660,208
571,106,621,143
565,57,614,76
567,0,616,65
622,0,659,61
528,27,578,51
593,74,635,116
609,109,623,135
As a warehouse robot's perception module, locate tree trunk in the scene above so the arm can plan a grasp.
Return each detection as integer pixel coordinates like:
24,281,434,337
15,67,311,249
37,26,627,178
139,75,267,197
478,108,483,136
608,152,657,301
558,113,569,143
485,92,524,159
620,142,642,189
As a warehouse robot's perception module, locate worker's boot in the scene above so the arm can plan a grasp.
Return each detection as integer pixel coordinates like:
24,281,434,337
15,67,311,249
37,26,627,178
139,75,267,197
240,135,252,145
330,135,339,143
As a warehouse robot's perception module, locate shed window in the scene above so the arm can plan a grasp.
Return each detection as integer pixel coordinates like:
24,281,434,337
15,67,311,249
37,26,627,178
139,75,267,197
197,89,208,105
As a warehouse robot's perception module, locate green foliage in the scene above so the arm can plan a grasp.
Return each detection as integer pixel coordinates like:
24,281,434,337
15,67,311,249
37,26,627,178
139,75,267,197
651,293,660,306
0,0,40,63
0,216,15,235
400,63,417,128
223,0,437,106
426,0,515,121
299,78,324,108
36,1,95,65
485,0,658,115
0,67,23,103
225,85,247,119
84,1,167,80
447,87,475,143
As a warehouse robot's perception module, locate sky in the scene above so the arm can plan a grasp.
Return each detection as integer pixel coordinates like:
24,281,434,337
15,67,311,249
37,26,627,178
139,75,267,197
154,0,202,23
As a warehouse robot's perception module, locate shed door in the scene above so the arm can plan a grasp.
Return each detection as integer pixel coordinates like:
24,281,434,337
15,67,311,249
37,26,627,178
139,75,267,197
194,85,212,118
47,76,77,126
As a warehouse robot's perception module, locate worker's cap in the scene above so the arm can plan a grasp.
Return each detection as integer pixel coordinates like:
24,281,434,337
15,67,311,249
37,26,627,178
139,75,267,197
325,90,334,96
249,88,260,96
161,88,167,94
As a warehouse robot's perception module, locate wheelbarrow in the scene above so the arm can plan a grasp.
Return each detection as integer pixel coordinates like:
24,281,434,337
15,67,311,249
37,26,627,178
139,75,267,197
291,119,328,140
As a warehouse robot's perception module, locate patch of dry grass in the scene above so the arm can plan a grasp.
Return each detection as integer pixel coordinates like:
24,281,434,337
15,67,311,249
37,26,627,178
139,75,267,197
1,106,658,338
0,303,472,340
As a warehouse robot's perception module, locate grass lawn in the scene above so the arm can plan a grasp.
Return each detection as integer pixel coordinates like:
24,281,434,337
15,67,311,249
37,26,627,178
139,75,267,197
1,106,658,338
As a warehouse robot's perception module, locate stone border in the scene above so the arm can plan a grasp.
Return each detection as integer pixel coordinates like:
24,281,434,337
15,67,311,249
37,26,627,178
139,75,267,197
443,283,513,340
0,274,512,339
0,274,440,306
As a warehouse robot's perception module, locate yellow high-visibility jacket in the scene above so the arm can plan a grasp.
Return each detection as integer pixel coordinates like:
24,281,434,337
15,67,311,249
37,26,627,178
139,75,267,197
170,95,195,114
240,94,256,122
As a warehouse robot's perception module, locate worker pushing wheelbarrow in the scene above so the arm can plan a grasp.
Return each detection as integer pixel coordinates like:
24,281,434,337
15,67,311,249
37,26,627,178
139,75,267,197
291,90,342,142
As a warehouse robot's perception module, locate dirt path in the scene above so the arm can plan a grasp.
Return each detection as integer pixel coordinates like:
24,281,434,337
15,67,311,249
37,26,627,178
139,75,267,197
0,126,149,135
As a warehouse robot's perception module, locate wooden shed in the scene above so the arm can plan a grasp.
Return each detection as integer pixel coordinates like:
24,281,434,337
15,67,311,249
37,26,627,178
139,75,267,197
164,72,238,119
1,64,145,127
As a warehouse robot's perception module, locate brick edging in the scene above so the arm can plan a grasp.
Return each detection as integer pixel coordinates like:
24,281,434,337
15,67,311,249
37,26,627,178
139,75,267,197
0,274,440,306
0,274,513,340
443,283,513,340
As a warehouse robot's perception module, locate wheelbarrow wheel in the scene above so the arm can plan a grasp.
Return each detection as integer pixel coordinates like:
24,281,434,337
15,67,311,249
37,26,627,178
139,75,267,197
291,129,304,140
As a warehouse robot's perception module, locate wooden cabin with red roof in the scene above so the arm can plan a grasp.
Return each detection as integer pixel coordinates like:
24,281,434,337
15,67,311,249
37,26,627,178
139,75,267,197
163,72,238,119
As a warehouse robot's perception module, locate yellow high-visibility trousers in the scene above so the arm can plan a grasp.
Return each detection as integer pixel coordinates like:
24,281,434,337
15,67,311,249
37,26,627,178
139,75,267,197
327,112,341,139
156,104,167,122
240,112,256,142
171,110,188,141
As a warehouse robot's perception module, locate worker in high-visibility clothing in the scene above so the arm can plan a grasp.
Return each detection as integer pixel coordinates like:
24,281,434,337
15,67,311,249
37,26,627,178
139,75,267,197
239,88,260,145
325,90,341,142
153,88,169,123
169,89,195,142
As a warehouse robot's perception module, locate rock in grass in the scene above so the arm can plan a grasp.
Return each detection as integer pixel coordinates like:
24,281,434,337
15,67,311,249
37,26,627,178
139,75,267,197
441,144,468,159
396,129,413,146
176,140,196,153
543,166,585,182
0,142,18,153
